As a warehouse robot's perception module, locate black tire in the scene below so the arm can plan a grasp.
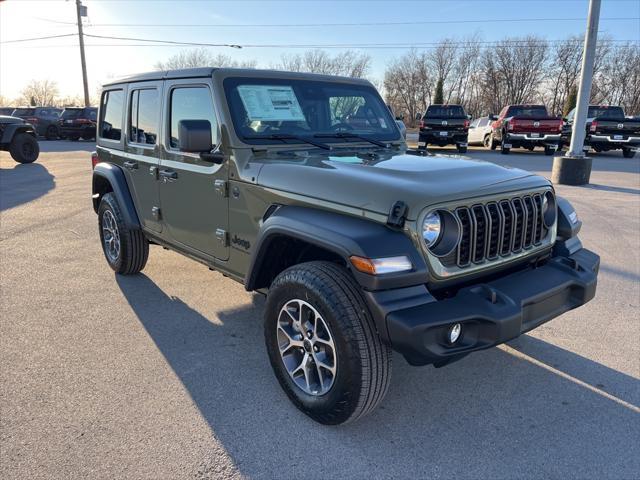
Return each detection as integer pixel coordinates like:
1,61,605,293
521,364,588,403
457,146,467,153
483,134,491,148
9,133,39,164
264,261,391,425
45,125,58,140
98,193,149,275
500,135,510,155
490,134,498,150
544,146,555,156
622,148,636,159
69,135,80,141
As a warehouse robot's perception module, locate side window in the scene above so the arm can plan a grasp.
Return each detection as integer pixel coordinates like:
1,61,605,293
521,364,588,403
470,119,479,128
100,89,124,141
129,89,159,145
479,118,489,127
89,110,97,121
169,86,218,149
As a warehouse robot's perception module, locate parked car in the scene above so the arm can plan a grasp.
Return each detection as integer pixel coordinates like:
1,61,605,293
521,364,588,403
0,116,40,163
467,115,493,147
11,106,63,140
91,68,599,425
59,107,98,141
489,104,563,155
0,107,16,116
561,105,639,158
418,104,469,153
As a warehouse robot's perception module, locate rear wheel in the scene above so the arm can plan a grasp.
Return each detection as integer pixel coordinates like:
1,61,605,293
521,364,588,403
98,193,149,274
457,145,467,153
490,133,498,150
45,125,59,140
500,134,510,155
9,133,39,164
544,145,555,156
623,147,636,158
264,261,392,425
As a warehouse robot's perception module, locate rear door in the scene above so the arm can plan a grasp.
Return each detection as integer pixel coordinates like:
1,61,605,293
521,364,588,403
158,80,229,260
122,81,163,233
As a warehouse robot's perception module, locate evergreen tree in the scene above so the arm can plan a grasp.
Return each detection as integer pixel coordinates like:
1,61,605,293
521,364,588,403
563,86,578,117
433,78,444,104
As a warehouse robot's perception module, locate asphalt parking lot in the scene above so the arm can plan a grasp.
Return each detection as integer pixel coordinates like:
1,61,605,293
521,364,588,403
1,140,639,479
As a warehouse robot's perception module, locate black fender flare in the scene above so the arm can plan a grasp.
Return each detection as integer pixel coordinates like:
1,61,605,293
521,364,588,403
1,123,37,144
92,162,141,230
245,205,429,292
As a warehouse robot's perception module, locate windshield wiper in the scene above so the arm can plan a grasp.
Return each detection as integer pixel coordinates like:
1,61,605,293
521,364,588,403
249,133,332,150
314,132,391,148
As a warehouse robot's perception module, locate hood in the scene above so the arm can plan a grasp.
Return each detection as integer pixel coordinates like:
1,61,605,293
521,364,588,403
0,115,26,124
253,148,549,220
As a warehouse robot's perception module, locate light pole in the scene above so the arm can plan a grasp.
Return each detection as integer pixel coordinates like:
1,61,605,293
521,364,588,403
552,0,601,185
76,0,90,107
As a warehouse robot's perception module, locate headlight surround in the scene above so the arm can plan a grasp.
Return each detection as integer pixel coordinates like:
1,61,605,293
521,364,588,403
542,191,557,227
422,211,442,247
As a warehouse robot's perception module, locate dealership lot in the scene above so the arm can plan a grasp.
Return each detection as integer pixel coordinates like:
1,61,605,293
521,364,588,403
1,141,639,479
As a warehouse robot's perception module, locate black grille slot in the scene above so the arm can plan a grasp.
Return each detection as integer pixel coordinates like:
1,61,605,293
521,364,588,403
499,200,513,256
456,207,472,266
486,203,502,259
523,196,536,247
471,205,488,263
533,194,544,244
512,198,525,251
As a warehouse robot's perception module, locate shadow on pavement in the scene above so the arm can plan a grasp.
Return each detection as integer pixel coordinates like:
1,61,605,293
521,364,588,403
116,273,640,478
0,163,55,211
39,139,95,153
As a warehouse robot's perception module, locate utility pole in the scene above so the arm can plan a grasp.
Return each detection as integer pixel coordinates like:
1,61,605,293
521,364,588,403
552,0,601,185
75,0,90,107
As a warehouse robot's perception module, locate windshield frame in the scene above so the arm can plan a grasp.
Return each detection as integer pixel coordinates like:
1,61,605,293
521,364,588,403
222,76,402,147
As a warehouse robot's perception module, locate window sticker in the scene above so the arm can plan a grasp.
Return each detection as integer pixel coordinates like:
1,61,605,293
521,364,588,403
237,85,306,122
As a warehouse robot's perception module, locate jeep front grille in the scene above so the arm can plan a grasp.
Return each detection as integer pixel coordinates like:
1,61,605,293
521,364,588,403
452,193,547,268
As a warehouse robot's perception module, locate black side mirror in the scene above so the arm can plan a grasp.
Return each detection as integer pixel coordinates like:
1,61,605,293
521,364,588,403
178,119,212,153
488,114,498,121
395,115,404,121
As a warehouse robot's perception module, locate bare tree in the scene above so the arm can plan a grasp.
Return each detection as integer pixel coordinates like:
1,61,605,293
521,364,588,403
154,48,257,70
545,36,583,115
19,79,59,106
593,42,640,114
274,50,371,78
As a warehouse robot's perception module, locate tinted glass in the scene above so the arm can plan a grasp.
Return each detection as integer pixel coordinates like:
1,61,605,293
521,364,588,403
224,77,400,144
507,105,548,117
170,87,217,148
61,108,83,119
88,109,97,120
588,106,625,119
100,90,124,140
478,118,489,127
470,119,479,128
130,89,159,145
13,108,35,116
424,105,466,118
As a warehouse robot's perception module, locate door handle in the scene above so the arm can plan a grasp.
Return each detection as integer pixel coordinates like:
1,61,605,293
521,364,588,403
159,169,178,181
123,160,139,170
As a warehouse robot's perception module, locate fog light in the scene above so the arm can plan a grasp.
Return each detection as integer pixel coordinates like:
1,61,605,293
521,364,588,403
448,323,462,344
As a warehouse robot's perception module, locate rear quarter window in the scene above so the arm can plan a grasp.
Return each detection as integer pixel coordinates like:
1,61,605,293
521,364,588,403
100,90,124,141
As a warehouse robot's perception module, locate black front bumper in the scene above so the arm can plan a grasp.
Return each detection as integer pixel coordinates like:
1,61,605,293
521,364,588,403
369,248,599,366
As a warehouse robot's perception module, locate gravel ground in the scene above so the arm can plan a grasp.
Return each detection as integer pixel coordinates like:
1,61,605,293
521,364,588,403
1,140,639,479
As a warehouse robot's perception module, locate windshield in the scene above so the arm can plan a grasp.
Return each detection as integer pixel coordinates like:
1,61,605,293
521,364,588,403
61,108,95,119
588,106,624,119
507,105,548,117
13,108,35,116
224,77,401,145
424,105,466,118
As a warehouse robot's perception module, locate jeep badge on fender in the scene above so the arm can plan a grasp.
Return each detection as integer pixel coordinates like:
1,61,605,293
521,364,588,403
91,68,599,425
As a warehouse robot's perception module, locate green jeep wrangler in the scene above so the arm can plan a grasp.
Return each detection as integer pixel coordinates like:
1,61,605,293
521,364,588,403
91,68,599,425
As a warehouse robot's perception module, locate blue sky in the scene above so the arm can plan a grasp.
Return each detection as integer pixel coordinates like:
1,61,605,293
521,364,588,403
1,0,639,98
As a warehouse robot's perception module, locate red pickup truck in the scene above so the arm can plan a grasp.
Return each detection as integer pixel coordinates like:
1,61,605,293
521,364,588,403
489,104,563,155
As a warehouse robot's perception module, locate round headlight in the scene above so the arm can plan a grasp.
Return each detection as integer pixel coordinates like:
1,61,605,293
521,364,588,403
542,191,557,227
422,211,442,247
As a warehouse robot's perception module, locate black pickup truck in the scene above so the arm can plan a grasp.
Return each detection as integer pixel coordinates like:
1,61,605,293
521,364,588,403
562,105,640,158
418,104,469,153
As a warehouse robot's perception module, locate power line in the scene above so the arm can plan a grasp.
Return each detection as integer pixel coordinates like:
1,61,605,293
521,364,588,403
84,33,242,48
0,33,77,44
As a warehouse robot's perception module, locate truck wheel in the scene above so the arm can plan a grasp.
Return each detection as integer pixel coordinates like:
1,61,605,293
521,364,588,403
490,134,498,150
623,148,636,158
457,145,467,153
483,135,491,148
264,261,392,425
9,133,40,164
500,136,510,155
98,193,149,275
45,125,59,140
544,146,555,156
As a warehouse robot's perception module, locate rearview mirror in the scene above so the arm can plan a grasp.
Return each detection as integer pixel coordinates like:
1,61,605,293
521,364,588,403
178,119,212,153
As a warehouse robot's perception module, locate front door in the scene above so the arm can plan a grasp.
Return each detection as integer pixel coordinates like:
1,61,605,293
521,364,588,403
158,81,229,260
123,81,163,232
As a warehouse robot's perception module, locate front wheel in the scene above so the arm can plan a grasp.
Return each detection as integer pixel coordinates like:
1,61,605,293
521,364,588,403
264,261,392,425
483,134,492,148
544,146,556,156
98,193,149,274
623,148,636,158
490,134,498,150
9,133,39,164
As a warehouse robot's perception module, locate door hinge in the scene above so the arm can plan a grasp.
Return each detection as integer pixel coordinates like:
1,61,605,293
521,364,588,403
215,228,228,246
214,179,228,198
151,206,161,220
